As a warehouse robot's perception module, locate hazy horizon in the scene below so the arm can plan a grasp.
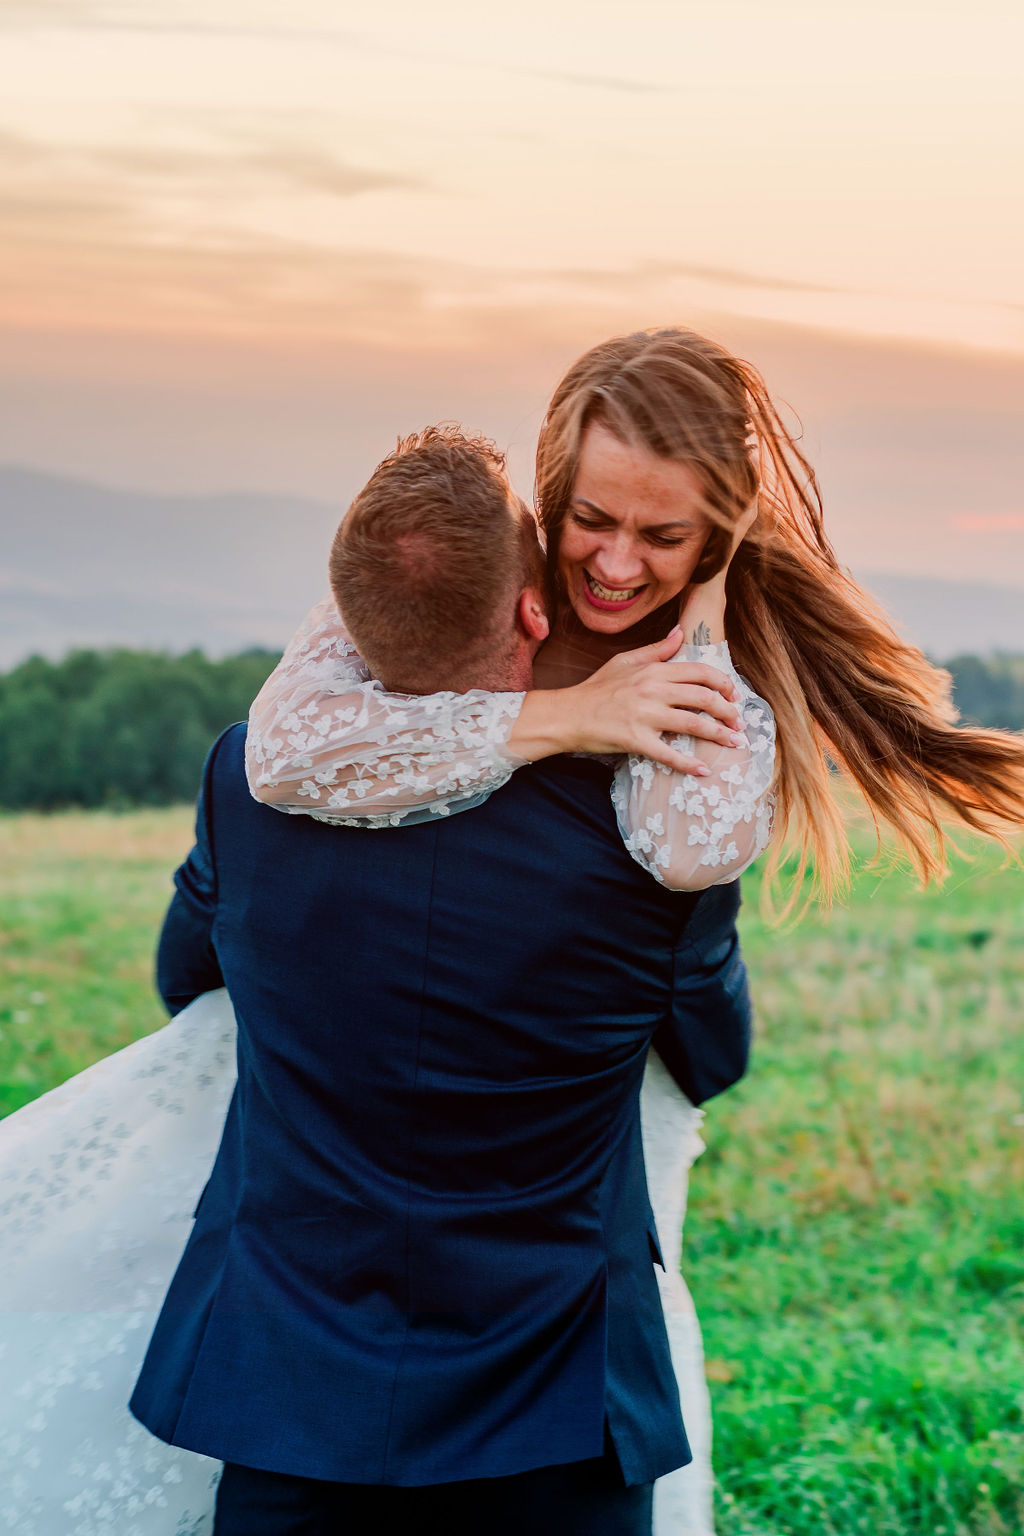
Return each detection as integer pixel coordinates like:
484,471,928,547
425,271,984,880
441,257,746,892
2,463,1021,670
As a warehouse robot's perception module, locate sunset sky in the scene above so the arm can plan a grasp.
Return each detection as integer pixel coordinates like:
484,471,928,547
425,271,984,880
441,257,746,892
1,0,1022,591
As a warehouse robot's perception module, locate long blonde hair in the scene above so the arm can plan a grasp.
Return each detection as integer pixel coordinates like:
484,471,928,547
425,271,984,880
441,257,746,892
536,328,1024,909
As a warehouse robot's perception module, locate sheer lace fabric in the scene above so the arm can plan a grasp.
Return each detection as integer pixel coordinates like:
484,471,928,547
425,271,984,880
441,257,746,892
247,601,776,887
611,639,776,889
246,598,526,829
641,1052,715,1536
0,990,233,1535
0,993,713,1535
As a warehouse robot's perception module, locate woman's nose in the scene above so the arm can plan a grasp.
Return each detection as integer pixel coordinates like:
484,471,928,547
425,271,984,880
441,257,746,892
592,535,644,587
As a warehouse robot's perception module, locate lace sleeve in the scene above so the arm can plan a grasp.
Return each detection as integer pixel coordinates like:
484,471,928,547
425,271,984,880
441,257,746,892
245,597,527,827
610,640,776,890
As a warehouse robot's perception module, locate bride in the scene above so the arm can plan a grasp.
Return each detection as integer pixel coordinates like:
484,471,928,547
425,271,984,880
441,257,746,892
6,326,1024,1535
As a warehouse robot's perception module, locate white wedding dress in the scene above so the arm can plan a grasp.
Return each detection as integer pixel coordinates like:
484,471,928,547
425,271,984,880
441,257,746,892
0,994,714,1536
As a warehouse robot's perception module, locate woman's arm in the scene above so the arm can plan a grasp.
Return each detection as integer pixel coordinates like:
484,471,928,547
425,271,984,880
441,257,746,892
246,592,774,886
245,597,527,826
611,639,776,889
246,600,744,825
611,503,776,890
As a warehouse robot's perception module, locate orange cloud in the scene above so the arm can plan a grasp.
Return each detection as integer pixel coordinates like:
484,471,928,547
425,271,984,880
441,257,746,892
951,513,1024,532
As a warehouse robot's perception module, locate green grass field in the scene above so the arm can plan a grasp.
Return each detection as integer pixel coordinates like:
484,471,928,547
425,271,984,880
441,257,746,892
1,807,1022,1533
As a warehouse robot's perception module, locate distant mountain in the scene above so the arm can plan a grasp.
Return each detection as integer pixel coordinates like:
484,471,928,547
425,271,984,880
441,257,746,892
854,572,1023,660
0,465,1020,667
0,465,342,667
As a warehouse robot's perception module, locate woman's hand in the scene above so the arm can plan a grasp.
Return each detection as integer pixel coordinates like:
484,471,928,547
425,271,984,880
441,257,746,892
678,500,758,645
509,630,746,774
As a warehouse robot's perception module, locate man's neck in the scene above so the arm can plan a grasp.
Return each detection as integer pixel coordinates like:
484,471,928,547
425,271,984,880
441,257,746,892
381,651,533,696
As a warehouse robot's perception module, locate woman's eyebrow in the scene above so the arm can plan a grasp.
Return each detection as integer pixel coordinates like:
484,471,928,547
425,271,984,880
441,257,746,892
574,496,697,532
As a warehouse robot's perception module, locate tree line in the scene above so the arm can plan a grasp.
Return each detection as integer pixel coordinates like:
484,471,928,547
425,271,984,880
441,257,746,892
0,646,1022,812
0,648,280,811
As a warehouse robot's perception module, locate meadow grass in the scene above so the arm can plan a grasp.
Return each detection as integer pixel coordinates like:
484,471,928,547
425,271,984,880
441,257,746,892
0,806,193,1114
0,805,1022,1533
695,837,1024,1534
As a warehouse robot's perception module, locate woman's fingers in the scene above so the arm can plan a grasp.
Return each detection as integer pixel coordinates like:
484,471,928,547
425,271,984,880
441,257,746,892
665,685,742,726
631,676,742,732
640,733,711,775
662,709,747,747
657,661,740,701
632,628,684,664
555,643,748,762
593,643,742,706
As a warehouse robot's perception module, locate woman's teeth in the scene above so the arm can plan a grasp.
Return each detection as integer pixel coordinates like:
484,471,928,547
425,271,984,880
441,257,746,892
585,573,642,603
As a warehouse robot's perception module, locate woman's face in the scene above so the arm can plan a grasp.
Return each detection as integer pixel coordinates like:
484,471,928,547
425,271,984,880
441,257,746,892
557,422,711,635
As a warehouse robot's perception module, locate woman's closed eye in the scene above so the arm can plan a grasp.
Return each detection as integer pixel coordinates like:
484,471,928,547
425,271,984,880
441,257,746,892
569,511,690,548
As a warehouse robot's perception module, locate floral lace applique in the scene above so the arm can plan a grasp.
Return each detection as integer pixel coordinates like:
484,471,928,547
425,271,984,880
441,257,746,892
611,640,776,889
246,598,525,828
0,991,234,1535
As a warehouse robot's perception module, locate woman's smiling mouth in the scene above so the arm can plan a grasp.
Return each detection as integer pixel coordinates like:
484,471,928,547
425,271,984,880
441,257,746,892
583,571,647,610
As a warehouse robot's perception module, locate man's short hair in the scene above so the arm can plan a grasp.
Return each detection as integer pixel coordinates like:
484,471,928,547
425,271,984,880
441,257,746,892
330,425,546,693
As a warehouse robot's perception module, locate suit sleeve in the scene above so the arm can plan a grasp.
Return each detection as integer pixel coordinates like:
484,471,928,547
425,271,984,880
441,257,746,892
156,737,225,1015
653,881,752,1106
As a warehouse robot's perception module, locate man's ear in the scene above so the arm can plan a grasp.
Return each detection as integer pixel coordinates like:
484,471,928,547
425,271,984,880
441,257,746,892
517,586,550,643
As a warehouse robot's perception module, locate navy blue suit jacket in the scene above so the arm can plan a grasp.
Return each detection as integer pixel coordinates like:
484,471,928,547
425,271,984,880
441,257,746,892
130,723,750,1487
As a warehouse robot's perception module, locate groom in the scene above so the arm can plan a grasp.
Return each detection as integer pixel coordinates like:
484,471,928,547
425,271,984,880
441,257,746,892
130,428,752,1535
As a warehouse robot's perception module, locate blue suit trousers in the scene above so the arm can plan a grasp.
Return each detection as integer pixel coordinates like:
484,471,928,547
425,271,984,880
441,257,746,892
214,1446,654,1536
